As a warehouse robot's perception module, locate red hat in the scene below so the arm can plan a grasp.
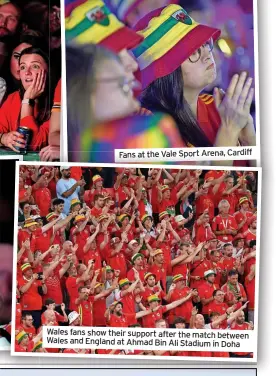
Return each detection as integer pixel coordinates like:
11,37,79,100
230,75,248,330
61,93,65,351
132,4,221,89
65,0,143,53
249,215,257,225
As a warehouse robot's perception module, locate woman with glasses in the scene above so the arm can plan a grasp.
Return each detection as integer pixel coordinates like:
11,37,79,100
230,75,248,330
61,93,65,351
133,4,256,150
66,43,186,162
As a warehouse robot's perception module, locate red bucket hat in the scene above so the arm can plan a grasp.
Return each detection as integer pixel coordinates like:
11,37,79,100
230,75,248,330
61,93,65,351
132,4,221,89
65,0,143,53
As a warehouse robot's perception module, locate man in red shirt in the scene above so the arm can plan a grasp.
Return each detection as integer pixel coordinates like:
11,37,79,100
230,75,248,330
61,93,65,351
142,292,194,328
234,197,254,234
218,243,239,275
243,216,257,245
221,270,247,307
18,263,47,329
106,236,127,278
70,213,91,262
90,194,105,219
76,280,117,326
194,211,216,244
114,278,143,325
65,260,93,311
212,200,238,242
127,253,146,282
105,300,152,327
16,312,36,340
245,264,255,323
114,170,131,206
198,270,220,317
214,175,240,215
142,272,166,306
168,274,198,325
32,175,52,217
230,311,254,358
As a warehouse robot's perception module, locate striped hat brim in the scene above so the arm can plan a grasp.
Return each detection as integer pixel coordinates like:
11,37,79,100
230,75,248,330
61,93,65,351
65,0,143,53
132,5,220,89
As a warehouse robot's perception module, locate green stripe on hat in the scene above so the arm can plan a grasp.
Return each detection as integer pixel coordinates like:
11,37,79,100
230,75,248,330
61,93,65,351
133,17,178,58
66,6,111,41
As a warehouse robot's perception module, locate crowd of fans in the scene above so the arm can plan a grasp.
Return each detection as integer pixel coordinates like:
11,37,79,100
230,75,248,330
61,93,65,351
0,0,60,160
13,165,258,357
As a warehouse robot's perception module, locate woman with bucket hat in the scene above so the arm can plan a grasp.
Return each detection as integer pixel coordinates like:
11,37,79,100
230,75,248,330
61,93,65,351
133,4,256,150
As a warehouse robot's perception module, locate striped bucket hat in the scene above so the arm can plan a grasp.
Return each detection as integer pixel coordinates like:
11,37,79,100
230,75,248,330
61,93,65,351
132,4,221,89
65,0,143,52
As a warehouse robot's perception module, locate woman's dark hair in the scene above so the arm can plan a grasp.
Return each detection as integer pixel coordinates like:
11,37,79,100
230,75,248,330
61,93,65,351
18,47,53,125
140,67,212,147
18,33,48,53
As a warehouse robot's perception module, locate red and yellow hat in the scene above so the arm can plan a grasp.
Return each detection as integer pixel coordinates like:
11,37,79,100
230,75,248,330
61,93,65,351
144,272,156,281
74,214,86,224
119,278,131,288
239,196,249,206
132,4,221,89
148,294,160,303
161,185,170,193
152,249,163,257
94,282,104,289
23,218,38,228
172,274,185,283
46,212,59,222
141,214,152,223
118,213,130,223
92,174,103,184
65,0,143,53
159,211,169,220
32,341,43,352
70,198,82,208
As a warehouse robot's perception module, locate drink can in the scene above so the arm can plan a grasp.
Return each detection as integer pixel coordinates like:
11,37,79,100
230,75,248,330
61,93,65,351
16,127,32,154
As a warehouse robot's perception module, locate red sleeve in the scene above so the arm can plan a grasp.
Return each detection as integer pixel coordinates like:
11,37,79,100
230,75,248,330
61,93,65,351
231,217,238,230
55,311,65,322
211,217,218,232
170,187,178,205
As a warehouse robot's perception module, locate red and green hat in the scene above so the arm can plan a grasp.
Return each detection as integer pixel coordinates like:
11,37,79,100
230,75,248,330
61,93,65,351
148,294,160,303
144,272,156,281
16,331,28,344
119,278,131,288
21,263,32,273
65,0,143,53
131,252,143,264
172,274,185,283
141,214,152,223
118,213,130,223
32,341,43,352
70,198,82,208
239,196,249,206
46,212,59,222
132,4,221,89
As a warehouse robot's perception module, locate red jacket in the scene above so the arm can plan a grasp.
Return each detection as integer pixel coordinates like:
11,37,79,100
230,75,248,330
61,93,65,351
0,91,49,150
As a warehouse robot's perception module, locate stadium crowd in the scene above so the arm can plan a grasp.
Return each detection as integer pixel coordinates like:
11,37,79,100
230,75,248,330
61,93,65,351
13,165,257,357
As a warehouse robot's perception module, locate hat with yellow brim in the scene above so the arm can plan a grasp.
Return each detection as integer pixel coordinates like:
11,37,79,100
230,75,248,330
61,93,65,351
119,278,131,288
16,331,28,344
132,4,221,89
65,0,143,53
148,294,160,303
32,341,43,352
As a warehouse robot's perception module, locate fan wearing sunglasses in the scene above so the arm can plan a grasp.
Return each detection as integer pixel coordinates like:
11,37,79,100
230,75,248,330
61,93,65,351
133,4,256,151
